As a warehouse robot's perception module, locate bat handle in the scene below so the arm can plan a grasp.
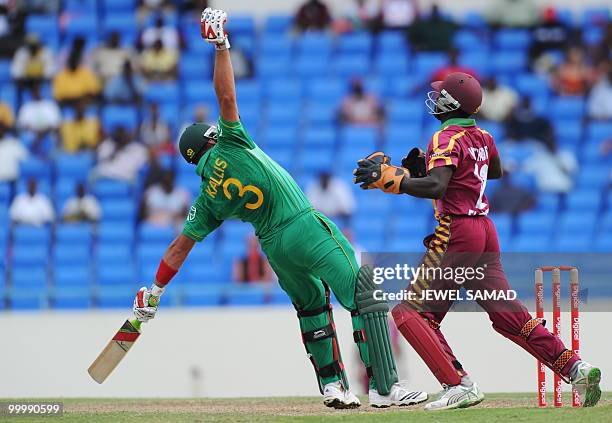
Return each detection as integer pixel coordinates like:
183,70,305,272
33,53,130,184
128,318,143,332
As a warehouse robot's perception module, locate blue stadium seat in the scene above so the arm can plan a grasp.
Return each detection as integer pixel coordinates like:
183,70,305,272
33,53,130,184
52,286,91,309
97,266,136,286
100,200,135,222
98,222,134,244
339,126,378,148
63,14,98,39
54,265,91,286
559,211,597,236
577,166,610,188
554,120,582,148
266,103,301,125
303,128,336,148
103,0,136,13
145,83,179,105
139,224,176,244
10,286,46,309
492,51,527,74
13,246,48,267
495,29,532,50
227,15,256,36
266,79,302,102
453,30,481,51
102,105,138,131
414,53,448,77
54,244,90,267
306,78,346,103
304,103,337,126
517,211,555,236
566,189,601,210
56,223,93,244
103,13,137,39
294,51,331,78
385,123,422,149
136,243,167,264
555,233,591,252
182,284,222,306
94,180,131,198
387,100,423,124
509,234,551,252
25,15,59,48
378,31,407,52
460,52,490,77
65,0,96,13
0,183,10,204
257,56,291,78
586,122,612,141
97,285,135,308
264,14,293,33
338,33,373,55
0,61,10,83
535,193,560,212
581,7,610,26
296,32,332,56
55,153,95,181
515,73,550,97
489,213,513,238
551,97,585,118
375,54,409,76
20,158,52,181
224,285,267,306
298,148,334,174
13,226,51,246
12,266,47,287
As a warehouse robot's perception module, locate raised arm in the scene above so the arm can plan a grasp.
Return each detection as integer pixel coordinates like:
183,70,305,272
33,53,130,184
201,7,239,122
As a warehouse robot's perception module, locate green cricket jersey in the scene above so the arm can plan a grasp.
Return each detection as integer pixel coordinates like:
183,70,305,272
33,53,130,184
182,118,312,241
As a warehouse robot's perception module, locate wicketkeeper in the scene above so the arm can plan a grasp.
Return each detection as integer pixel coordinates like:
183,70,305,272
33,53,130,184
353,72,601,410
132,7,427,409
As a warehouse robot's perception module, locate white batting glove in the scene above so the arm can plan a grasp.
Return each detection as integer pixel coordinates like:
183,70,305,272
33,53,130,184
132,285,164,323
200,7,231,50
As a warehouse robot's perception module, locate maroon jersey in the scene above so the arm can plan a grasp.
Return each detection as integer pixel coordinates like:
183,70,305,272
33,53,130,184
426,118,499,218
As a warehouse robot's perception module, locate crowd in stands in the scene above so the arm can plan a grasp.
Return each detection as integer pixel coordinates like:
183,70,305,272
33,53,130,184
0,0,609,308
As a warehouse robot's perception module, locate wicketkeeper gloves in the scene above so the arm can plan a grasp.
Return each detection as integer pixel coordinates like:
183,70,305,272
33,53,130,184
401,148,427,178
353,151,410,194
201,7,231,50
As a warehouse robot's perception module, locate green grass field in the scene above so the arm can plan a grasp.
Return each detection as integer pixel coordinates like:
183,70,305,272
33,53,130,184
7,393,611,422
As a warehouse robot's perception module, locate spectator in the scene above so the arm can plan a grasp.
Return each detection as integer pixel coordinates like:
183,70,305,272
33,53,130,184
381,0,418,31
490,170,535,216
552,47,594,96
233,235,274,283
587,65,612,121
52,50,101,107
9,179,54,226
104,60,147,105
140,170,190,227
229,47,254,80
60,100,101,153
0,118,28,183
294,0,332,32
487,0,539,28
11,34,54,99
92,126,148,182
0,100,15,129
137,0,176,24
480,77,519,122
339,79,384,126
430,49,478,83
505,97,555,150
408,4,457,52
337,0,380,33
306,172,355,226
0,4,25,57
523,143,577,194
140,39,178,81
62,183,101,223
140,16,182,50
140,103,171,153
91,32,133,83
529,7,570,68
17,84,61,137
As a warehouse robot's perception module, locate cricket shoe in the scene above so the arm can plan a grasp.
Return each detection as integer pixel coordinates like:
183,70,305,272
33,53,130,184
322,381,361,409
369,383,428,408
570,361,601,407
424,382,484,411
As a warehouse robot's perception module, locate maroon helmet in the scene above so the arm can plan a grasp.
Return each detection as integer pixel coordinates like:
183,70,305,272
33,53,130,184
426,72,483,115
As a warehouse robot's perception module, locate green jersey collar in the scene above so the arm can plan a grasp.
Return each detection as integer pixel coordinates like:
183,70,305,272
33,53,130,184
440,118,476,130
195,148,214,176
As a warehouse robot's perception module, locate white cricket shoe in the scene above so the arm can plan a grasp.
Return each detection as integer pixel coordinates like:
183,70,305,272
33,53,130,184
369,382,428,408
323,381,361,409
424,382,484,411
570,361,601,407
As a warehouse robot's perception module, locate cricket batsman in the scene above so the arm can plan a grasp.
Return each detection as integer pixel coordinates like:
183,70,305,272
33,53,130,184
131,8,427,409
353,72,601,410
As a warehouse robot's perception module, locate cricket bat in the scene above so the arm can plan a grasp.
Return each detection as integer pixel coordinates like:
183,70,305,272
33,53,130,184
88,318,143,384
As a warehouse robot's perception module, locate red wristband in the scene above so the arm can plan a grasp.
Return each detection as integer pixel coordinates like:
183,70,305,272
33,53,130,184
155,260,178,286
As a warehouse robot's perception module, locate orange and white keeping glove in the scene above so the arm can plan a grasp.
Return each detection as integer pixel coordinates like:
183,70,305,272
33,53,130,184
353,151,410,194
201,7,230,50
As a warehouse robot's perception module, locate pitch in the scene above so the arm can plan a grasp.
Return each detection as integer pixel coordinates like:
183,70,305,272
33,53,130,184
10,393,611,422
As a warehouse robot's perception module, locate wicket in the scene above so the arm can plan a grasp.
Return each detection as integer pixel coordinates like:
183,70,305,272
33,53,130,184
534,266,580,408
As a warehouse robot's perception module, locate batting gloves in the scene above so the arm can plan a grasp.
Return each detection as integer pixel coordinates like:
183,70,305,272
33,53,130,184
353,151,410,194
133,285,164,322
201,7,231,50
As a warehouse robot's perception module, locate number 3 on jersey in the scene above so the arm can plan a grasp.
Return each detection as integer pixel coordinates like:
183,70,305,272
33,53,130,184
222,178,264,210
